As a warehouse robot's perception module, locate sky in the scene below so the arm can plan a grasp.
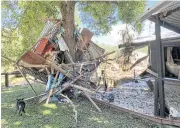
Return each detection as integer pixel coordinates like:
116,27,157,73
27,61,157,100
2,0,179,45
91,0,180,45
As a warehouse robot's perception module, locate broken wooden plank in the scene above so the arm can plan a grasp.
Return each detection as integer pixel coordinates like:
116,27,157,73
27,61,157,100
70,84,96,94
46,88,54,104
130,55,148,70
46,60,73,78
83,91,102,112
146,68,158,77
46,71,59,104
19,63,48,68
118,41,151,49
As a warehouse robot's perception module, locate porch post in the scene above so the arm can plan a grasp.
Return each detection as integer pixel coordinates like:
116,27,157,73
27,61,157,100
155,15,165,117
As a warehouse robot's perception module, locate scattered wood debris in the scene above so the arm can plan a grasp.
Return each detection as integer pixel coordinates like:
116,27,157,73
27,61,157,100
15,19,115,113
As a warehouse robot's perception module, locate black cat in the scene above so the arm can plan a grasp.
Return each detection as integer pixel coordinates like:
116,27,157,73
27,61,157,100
16,98,26,116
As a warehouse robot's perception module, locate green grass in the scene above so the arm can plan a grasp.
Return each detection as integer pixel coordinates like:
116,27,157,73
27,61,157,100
1,76,24,87
1,84,170,128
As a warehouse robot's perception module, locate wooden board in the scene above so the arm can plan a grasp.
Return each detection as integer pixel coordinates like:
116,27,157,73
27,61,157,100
21,50,46,65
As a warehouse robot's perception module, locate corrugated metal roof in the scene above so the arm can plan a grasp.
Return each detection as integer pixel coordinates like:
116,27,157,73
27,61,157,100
156,1,180,14
161,10,180,29
141,1,180,34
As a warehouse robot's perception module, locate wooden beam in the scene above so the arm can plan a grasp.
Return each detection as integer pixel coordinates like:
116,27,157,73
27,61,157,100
5,73,9,87
149,17,180,34
146,68,158,77
155,15,165,117
1,72,21,75
46,71,59,104
118,41,151,49
70,84,96,94
130,55,148,70
83,91,102,112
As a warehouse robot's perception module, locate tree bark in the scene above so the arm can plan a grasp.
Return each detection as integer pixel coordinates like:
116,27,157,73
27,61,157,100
60,1,76,62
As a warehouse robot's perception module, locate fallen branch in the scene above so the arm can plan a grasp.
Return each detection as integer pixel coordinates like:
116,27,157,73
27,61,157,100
92,51,115,61
130,55,148,70
60,94,78,124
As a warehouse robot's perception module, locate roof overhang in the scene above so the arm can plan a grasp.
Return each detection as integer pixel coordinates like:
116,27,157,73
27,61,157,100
140,1,180,34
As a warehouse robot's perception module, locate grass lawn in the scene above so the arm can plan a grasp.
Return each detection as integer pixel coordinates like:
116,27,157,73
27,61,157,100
1,84,172,128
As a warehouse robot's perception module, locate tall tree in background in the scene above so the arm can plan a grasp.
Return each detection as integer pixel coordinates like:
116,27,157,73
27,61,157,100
2,1,146,70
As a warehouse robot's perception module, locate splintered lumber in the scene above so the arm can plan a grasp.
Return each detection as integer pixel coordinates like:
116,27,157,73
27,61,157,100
46,60,73,78
118,41,150,49
130,55,148,70
19,63,48,68
46,89,54,104
28,78,46,85
46,71,59,104
92,51,115,61
70,84,96,94
39,74,83,103
56,75,83,95
84,91,102,112
146,68,158,77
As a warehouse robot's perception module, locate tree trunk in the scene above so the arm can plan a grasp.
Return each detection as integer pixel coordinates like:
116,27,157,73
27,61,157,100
60,1,76,62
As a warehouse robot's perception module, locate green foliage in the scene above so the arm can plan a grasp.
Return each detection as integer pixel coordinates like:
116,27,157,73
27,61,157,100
79,2,118,34
1,28,24,71
79,1,146,34
1,1,146,70
1,1,60,71
18,1,60,51
116,1,145,33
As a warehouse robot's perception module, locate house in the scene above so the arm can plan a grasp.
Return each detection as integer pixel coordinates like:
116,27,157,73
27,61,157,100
119,1,180,118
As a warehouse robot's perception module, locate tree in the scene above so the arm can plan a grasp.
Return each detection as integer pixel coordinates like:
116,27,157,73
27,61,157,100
2,1,146,67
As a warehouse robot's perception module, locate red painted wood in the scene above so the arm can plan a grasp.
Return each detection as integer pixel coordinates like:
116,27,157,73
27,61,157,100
34,38,49,55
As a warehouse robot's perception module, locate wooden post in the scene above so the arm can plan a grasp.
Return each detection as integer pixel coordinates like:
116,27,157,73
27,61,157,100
84,91,102,112
46,71,59,104
154,79,159,116
5,73,9,87
155,15,165,117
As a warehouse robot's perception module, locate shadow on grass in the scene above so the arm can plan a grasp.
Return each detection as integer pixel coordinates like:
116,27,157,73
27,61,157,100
89,116,109,124
1,84,165,128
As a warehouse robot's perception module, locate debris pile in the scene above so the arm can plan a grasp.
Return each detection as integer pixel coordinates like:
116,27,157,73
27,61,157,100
17,19,114,110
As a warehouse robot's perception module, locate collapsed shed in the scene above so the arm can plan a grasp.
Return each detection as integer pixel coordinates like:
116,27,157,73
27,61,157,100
15,19,113,108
